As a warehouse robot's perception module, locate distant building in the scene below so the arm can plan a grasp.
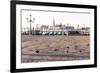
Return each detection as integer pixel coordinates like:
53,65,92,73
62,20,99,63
48,24,63,30
48,18,63,30
79,27,90,35
65,26,74,31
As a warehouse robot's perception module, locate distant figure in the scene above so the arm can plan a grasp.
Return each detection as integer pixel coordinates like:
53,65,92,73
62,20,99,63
35,50,39,53
54,49,59,51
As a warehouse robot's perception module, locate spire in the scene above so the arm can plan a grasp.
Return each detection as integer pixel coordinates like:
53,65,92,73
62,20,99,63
53,18,55,26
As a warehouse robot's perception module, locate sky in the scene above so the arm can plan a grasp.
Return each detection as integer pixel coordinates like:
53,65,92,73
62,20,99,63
22,10,90,29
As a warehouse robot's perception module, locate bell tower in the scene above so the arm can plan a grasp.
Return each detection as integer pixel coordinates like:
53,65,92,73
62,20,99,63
53,18,55,26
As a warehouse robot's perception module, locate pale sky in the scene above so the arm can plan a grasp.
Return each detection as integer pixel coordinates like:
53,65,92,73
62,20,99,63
22,10,90,29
